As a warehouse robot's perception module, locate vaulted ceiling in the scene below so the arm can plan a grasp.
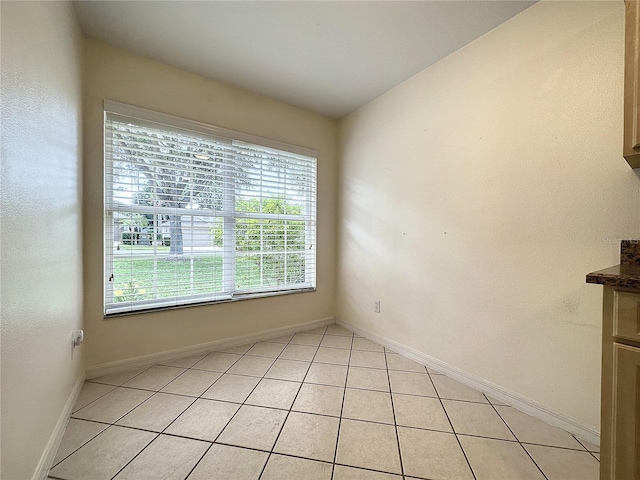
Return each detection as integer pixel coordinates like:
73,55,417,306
74,1,535,118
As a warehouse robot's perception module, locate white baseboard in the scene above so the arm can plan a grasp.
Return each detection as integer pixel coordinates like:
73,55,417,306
86,317,335,379
337,319,600,447
33,373,85,480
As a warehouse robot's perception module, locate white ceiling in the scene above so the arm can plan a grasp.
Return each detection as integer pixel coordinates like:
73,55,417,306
73,1,535,119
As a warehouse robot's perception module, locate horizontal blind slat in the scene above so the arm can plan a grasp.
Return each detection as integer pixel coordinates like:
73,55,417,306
105,104,316,315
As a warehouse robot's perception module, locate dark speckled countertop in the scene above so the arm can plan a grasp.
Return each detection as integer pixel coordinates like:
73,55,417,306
587,240,640,289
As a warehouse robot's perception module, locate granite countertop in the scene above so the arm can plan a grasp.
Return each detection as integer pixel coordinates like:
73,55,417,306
586,240,640,289
586,264,640,289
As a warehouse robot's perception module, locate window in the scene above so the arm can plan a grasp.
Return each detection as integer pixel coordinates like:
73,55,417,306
104,101,316,315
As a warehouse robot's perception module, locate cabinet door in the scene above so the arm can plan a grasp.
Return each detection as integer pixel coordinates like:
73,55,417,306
614,291,640,343
612,343,640,479
624,0,640,167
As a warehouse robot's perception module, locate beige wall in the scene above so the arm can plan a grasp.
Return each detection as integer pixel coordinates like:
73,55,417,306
83,39,337,368
0,1,84,478
337,1,640,431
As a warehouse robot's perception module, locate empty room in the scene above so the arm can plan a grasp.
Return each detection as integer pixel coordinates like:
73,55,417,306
2,0,640,479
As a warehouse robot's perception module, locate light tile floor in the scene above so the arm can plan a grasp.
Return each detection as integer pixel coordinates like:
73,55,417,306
48,325,600,480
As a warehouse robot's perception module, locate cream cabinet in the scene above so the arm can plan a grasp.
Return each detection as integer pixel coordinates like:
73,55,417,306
611,343,640,479
624,0,640,167
587,241,640,479
601,287,640,479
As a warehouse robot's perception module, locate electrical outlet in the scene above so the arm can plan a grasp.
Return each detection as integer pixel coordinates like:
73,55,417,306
374,300,380,313
72,330,84,348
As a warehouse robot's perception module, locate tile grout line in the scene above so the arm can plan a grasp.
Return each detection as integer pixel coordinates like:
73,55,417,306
181,441,215,480
517,440,602,455
69,328,428,479
49,421,109,470
425,369,478,480
64,392,584,480
383,346,406,478
153,362,218,396
83,344,254,479
330,330,354,480
106,365,215,480
58,418,417,479
256,326,328,479
179,344,270,478
79,364,155,410
107,364,227,480
183,336,294,479
55,327,598,480
86,363,154,386
181,439,416,478
572,435,601,462
487,394,550,480
108,432,162,480
588,450,601,462
56,329,318,479
85,413,594,457
86,364,210,417
76,408,499,442
70,384,117,414
160,370,225,397
61,378,181,474
83,380,596,452
89,371,458,393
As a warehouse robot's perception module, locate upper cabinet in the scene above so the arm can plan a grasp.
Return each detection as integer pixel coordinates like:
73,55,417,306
624,0,640,168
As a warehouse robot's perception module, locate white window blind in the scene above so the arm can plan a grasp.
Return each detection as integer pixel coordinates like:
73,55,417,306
104,101,317,315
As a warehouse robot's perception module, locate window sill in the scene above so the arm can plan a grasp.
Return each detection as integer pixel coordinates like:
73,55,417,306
103,287,317,319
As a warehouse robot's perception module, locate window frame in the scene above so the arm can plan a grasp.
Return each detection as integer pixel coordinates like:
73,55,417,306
103,100,317,317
